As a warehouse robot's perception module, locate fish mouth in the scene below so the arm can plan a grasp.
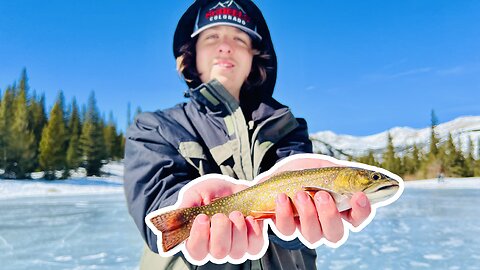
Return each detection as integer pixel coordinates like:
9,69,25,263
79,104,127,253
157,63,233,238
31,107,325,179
364,181,399,204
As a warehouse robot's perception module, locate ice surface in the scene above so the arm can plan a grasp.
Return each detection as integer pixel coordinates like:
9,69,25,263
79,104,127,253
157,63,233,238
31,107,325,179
1,178,480,269
315,187,480,269
0,191,142,270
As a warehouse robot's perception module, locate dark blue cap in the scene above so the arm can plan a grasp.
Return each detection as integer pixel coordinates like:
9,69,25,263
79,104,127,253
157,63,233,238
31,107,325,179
191,0,262,41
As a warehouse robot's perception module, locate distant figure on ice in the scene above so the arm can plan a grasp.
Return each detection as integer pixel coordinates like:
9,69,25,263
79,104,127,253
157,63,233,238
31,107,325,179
437,172,445,183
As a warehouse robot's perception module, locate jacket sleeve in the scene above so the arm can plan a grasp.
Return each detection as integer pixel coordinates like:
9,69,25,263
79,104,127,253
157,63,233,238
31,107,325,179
267,117,314,250
124,112,195,253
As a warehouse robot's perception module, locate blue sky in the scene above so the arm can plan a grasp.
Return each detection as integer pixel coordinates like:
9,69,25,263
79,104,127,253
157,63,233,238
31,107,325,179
1,0,479,136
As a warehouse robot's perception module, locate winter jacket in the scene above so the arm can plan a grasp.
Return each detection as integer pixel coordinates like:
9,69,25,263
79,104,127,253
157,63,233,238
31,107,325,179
124,79,317,269
125,0,318,268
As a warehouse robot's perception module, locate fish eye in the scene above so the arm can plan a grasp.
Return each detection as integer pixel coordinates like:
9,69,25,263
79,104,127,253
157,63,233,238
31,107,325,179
371,173,381,181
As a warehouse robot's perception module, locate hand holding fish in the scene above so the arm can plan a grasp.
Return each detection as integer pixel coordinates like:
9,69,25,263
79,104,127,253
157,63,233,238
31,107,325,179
274,190,371,244
177,178,264,261
145,154,403,265
180,157,360,260
269,157,372,244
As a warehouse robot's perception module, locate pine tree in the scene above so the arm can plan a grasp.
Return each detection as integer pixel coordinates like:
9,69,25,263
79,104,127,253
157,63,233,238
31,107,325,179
475,137,480,177
465,136,475,177
442,133,467,177
0,87,15,174
420,110,443,178
104,111,121,160
477,137,480,161
116,131,126,159
80,103,87,124
10,75,36,178
127,102,132,129
429,109,440,158
39,95,67,179
411,144,422,173
456,137,470,177
402,144,424,179
357,150,379,167
66,98,82,171
29,91,48,171
79,92,107,176
381,133,402,175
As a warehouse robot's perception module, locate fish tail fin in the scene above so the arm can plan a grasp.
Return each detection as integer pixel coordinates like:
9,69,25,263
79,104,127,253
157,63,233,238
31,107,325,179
149,208,194,252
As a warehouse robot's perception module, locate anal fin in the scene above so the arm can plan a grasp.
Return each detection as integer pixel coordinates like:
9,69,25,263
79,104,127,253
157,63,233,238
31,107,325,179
250,210,276,220
302,186,349,205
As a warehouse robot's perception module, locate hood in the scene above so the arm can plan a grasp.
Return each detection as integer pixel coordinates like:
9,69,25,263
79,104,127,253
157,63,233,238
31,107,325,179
173,0,277,97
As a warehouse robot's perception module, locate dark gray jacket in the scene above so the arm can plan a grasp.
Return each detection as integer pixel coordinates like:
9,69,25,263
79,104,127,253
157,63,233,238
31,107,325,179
124,80,316,269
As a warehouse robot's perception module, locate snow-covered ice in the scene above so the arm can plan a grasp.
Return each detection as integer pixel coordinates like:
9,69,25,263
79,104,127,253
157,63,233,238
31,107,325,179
1,171,480,269
405,177,480,189
0,178,123,200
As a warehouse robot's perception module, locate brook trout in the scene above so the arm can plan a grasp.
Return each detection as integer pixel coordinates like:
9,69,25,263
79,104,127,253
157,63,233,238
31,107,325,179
148,167,400,252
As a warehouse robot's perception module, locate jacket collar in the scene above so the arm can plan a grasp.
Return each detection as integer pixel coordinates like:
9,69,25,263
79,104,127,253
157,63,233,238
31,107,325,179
188,79,240,113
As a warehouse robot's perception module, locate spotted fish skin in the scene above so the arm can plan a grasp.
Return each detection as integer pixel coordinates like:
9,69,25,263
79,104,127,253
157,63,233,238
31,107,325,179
149,167,399,252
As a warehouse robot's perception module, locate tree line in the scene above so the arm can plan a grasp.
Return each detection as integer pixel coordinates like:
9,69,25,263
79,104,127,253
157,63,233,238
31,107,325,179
0,69,125,179
355,111,480,180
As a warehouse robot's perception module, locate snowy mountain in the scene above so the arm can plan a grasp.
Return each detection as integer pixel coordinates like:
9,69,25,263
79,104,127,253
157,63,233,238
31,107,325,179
310,116,480,160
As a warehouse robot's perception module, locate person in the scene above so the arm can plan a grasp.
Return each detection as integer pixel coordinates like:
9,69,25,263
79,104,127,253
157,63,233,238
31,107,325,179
124,0,372,269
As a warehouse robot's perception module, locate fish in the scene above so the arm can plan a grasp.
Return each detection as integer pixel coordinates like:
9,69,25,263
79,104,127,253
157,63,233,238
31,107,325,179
148,166,400,252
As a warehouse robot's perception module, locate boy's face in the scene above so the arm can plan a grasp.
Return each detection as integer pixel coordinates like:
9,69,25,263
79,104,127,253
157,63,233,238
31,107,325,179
196,25,254,100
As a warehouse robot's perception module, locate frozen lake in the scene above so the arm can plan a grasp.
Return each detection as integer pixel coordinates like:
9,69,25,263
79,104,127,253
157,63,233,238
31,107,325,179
315,188,480,270
0,192,143,270
1,180,480,269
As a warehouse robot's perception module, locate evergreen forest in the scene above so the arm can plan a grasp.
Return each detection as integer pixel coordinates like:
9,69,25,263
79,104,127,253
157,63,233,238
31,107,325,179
1,70,479,181
0,69,125,179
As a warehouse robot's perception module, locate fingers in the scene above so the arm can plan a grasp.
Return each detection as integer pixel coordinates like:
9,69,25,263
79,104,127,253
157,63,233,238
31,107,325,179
274,193,296,236
185,212,265,261
341,192,371,227
229,211,247,259
293,191,345,244
185,214,210,260
245,216,264,255
313,191,344,243
293,191,322,244
209,213,232,259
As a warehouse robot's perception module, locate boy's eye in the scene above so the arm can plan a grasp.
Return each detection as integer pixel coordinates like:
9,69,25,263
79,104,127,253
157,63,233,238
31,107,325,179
206,34,218,40
234,37,246,44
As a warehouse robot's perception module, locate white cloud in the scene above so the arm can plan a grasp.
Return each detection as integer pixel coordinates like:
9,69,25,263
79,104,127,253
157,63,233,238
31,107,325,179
436,66,465,75
388,67,432,79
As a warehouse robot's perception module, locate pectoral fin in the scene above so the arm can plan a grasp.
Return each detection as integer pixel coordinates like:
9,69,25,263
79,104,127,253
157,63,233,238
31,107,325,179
250,210,276,220
302,186,351,211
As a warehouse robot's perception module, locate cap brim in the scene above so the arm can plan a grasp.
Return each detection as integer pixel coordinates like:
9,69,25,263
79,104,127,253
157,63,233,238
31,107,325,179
191,22,262,41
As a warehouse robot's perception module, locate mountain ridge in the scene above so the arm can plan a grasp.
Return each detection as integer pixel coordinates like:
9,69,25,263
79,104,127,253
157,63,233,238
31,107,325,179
310,115,480,160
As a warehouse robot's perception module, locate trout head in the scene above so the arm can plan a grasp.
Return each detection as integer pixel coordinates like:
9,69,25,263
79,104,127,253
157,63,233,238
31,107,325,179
336,168,400,205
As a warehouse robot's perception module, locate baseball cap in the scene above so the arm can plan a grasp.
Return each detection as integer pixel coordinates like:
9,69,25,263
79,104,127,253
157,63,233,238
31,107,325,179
191,0,262,41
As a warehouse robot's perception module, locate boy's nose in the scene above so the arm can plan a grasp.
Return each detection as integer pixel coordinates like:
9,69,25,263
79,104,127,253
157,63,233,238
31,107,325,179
217,39,232,54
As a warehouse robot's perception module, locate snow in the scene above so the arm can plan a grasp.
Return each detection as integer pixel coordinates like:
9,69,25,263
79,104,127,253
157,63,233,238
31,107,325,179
0,178,123,199
405,177,480,189
0,161,124,199
1,160,479,199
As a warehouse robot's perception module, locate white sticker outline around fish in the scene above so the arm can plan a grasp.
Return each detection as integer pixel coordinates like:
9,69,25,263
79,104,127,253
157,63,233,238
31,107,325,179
144,153,405,265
